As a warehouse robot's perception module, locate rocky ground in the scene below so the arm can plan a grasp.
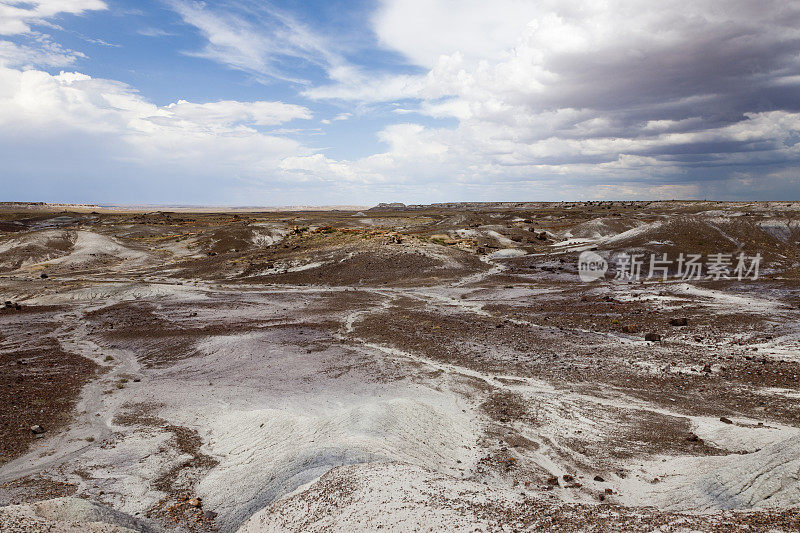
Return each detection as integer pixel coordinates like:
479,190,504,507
0,201,799,531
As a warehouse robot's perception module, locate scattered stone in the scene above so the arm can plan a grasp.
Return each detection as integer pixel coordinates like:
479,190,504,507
187,498,202,508
30,425,45,435
204,510,217,520
562,474,574,482
384,233,403,245
703,363,712,373
670,317,688,326
546,475,559,486
621,324,638,333
593,475,605,482
720,417,733,424
644,333,661,342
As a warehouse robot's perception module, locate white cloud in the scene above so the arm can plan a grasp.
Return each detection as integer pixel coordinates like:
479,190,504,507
292,0,800,200
168,0,343,83
303,71,426,102
162,100,312,128
317,112,352,125
0,66,321,201
279,153,358,182
0,1,107,68
0,67,312,135
0,0,107,36
0,34,85,68
372,0,542,68
137,27,177,38
4,0,800,203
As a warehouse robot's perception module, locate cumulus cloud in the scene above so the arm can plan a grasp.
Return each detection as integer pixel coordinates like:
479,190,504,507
0,66,324,202
4,0,800,203
372,0,542,68
296,0,800,200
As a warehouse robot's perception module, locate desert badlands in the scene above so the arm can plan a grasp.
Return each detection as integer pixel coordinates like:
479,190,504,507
0,201,799,532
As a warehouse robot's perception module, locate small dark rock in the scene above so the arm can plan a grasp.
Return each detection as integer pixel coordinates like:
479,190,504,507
40,273,48,279
30,425,45,435
686,433,703,443
644,333,661,342
720,417,733,424
670,317,688,326
593,475,605,482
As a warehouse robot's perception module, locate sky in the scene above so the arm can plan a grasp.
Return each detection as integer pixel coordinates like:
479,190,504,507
1,0,799,206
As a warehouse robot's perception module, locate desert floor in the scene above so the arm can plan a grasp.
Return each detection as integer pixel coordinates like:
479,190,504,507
0,201,799,532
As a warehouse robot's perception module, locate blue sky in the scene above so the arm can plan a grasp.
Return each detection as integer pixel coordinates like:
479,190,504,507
1,0,799,205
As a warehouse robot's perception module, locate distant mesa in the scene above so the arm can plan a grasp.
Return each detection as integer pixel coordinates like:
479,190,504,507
370,202,408,211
